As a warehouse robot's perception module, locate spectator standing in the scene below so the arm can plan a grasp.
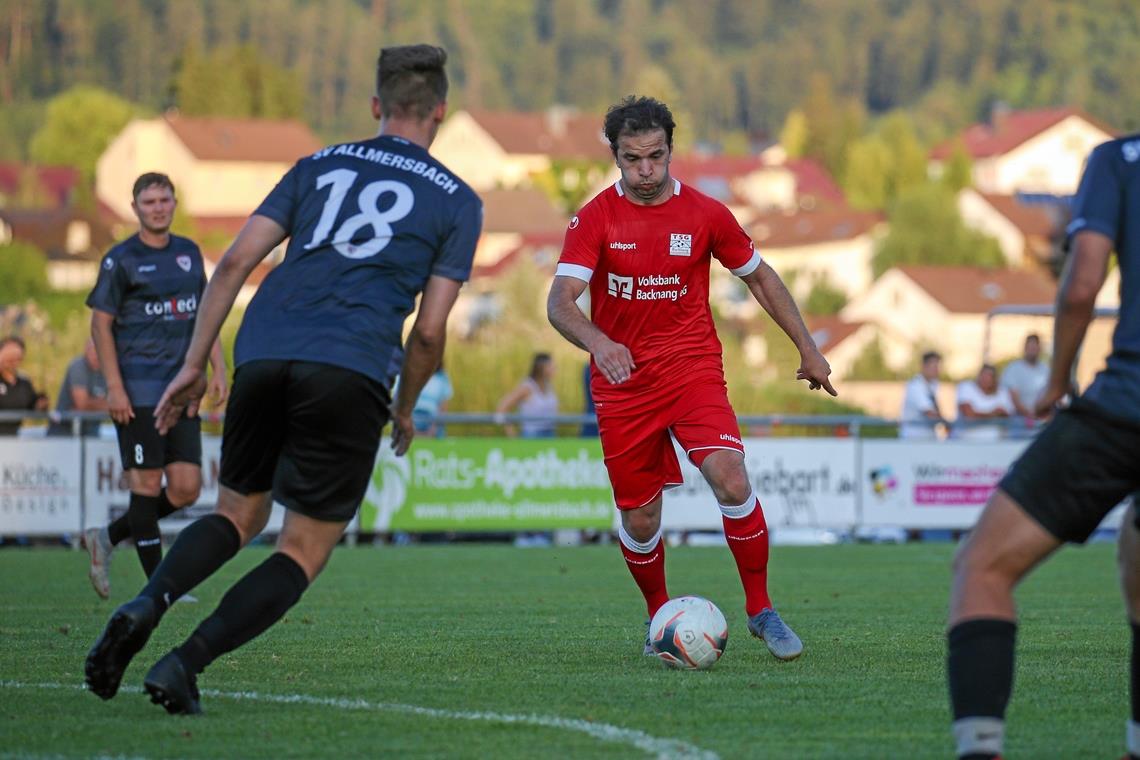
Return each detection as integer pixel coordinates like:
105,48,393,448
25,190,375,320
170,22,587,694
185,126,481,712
955,364,1015,441
900,350,944,440
1001,333,1050,419
0,336,48,435
496,352,558,438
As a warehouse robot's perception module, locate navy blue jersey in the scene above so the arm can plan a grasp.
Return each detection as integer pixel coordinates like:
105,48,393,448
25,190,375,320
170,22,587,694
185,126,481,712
1067,134,1140,425
86,234,207,406
234,134,482,388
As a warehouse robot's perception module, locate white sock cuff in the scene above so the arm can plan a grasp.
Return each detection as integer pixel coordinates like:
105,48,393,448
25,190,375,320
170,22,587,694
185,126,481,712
617,524,662,554
719,490,757,519
1128,719,1140,755
952,717,1004,757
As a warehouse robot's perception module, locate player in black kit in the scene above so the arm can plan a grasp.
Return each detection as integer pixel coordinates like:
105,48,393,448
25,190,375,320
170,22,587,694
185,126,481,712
84,44,481,715
83,173,227,599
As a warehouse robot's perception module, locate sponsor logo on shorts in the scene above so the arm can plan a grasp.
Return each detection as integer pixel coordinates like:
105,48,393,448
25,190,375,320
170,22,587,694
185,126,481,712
720,433,743,446
669,233,692,256
145,294,199,320
609,241,636,251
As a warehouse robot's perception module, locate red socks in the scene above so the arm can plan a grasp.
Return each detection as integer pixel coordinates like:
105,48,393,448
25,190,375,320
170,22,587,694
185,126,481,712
618,525,669,617
721,493,773,616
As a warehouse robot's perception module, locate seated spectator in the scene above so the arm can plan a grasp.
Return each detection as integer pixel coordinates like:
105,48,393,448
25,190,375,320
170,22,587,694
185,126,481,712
900,350,945,439
48,338,108,436
496,352,558,438
411,361,453,438
1000,333,1050,418
0,336,48,435
955,364,1015,440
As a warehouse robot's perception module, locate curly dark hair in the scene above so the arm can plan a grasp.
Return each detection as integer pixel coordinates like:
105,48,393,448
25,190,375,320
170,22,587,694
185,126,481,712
603,96,676,155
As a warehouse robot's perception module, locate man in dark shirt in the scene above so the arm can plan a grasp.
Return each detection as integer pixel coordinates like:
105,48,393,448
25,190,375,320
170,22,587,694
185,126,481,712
947,135,1140,760
0,336,47,435
86,44,481,715
82,173,227,600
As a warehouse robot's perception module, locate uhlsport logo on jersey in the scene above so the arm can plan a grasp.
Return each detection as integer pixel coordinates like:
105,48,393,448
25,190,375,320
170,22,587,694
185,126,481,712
609,241,637,251
176,255,193,272
607,273,634,300
669,233,692,256
144,294,199,320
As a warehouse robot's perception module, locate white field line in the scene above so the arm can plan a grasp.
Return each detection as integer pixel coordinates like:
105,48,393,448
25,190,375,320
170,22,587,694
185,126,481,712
1,681,719,760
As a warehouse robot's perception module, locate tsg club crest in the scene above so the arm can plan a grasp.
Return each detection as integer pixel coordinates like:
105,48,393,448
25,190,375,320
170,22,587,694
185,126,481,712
669,233,692,256
176,255,193,272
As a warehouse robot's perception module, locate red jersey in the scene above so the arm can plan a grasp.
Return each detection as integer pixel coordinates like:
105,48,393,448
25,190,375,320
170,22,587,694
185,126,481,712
557,179,760,400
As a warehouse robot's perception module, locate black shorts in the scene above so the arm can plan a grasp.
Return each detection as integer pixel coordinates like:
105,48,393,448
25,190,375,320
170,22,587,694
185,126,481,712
999,399,1140,543
115,407,202,470
219,360,390,523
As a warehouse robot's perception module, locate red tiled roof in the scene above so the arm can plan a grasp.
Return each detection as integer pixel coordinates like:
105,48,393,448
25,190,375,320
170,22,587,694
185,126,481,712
465,109,609,160
976,193,1058,238
471,233,562,280
808,317,866,354
669,154,765,180
480,188,568,234
0,163,80,208
749,207,883,249
930,107,1115,160
896,265,1056,313
164,114,322,163
783,158,847,205
0,207,114,261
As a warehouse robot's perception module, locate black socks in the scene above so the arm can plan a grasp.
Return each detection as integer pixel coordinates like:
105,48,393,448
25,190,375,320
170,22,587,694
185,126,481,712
126,493,164,576
140,513,242,615
174,553,310,675
948,618,1017,760
108,489,179,546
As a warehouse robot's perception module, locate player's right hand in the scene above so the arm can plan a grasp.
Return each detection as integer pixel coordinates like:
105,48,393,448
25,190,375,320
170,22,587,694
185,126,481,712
154,365,207,434
107,385,134,425
796,349,838,396
592,339,636,385
391,410,415,457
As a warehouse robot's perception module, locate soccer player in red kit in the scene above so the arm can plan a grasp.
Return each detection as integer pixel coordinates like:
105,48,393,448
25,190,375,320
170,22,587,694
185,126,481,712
547,96,836,661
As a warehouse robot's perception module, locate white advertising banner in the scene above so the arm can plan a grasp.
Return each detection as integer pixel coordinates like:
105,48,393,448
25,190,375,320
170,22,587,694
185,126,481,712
860,439,1128,530
659,438,859,531
0,438,82,534
83,437,289,535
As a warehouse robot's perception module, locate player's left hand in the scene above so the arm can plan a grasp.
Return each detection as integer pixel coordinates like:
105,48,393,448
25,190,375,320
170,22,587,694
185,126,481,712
1033,382,1070,419
206,370,229,409
154,365,208,434
391,410,415,457
796,350,838,396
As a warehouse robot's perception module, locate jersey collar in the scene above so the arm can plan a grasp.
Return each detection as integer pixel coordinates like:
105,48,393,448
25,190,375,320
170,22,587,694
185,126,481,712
614,178,682,198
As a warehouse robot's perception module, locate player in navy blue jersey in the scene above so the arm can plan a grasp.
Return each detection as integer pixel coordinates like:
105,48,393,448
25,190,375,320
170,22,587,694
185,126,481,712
83,172,227,600
947,135,1140,760
85,44,481,715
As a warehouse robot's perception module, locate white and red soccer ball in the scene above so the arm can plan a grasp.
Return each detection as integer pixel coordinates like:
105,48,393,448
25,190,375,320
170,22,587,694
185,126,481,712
648,596,728,670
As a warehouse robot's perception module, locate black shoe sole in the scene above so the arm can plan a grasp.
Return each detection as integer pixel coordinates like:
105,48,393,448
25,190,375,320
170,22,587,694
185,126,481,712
144,654,202,715
84,603,154,700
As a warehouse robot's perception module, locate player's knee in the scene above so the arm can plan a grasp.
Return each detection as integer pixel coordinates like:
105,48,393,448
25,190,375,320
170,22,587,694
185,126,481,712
166,483,200,508
715,475,753,508
623,511,660,543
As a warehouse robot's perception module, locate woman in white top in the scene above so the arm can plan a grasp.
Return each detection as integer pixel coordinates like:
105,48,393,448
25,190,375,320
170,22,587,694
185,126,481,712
496,353,558,438
955,364,1015,441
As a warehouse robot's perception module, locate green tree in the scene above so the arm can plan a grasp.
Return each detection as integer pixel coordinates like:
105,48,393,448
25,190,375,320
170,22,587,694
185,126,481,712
778,108,808,159
804,278,848,316
872,183,1005,277
28,86,138,186
941,141,974,192
0,241,50,302
172,45,303,119
843,135,892,210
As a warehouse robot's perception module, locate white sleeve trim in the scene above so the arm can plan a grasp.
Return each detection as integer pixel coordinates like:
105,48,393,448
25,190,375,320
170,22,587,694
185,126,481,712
729,249,762,277
555,263,594,282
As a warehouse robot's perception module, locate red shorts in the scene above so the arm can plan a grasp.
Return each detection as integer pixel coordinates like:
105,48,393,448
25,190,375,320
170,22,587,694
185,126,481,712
595,366,744,510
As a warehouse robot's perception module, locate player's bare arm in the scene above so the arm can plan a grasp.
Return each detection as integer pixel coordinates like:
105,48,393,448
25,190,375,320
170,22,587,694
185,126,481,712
1036,229,1112,418
547,275,635,385
206,337,229,409
391,274,461,456
91,309,133,424
155,215,286,432
741,261,836,396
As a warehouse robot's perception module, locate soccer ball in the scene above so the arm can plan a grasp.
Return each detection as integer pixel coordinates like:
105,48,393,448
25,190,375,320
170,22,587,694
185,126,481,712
648,596,728,670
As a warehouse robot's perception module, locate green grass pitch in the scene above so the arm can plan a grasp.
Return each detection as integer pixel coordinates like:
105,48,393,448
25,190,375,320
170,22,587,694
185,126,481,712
0,542,1126,758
